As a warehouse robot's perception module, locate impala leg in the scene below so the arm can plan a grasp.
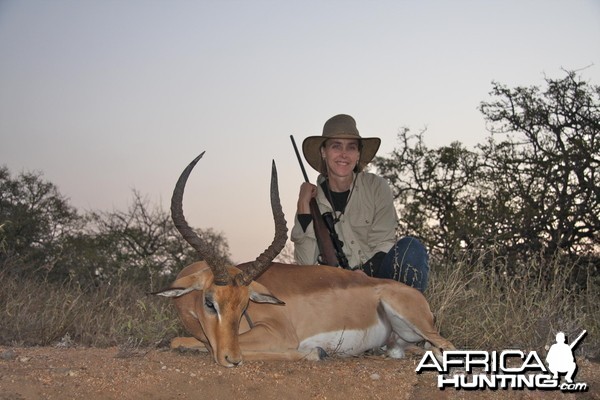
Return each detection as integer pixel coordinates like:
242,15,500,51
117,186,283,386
168,335,323,362
171,336,210,352
380,288,455,361
237,320,325,362
383,316,454,361
241,348,324,362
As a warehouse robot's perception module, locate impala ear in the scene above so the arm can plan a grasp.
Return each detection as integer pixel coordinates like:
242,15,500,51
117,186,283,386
151,270,212,298
248,281,285,305
153,287,197,298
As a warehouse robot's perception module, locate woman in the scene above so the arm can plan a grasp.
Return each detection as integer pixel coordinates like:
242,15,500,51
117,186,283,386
291,114,429,292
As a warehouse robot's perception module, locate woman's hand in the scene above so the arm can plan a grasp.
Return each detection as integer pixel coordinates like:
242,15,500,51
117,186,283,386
297,182,317,214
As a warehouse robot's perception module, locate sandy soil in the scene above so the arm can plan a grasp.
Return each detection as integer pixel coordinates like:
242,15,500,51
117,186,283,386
0,346,598,400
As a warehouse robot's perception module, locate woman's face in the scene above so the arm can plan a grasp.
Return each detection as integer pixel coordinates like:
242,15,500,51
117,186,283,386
320,138,360,179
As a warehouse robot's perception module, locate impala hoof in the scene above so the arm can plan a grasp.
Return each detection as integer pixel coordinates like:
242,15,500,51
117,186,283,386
317,347,329,360
304,347,329,361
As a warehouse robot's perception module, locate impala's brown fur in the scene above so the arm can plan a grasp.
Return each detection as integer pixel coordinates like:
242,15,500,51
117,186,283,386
155,153,454,367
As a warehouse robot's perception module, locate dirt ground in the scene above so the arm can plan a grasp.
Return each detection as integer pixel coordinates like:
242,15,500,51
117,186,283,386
0,346,598,400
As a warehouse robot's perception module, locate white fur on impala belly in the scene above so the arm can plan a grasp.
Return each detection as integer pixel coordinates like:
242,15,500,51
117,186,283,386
298,319,390,356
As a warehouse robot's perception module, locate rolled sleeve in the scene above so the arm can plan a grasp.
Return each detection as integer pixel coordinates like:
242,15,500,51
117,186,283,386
291,214,319,265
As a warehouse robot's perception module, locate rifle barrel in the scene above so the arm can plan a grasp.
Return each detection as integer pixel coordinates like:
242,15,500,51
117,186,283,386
290,135,310,182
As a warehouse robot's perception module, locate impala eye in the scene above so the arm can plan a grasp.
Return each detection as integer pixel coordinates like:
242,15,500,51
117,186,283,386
204,297,217,313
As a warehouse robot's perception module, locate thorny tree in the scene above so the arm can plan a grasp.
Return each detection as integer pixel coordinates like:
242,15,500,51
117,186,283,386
374,70,599,266
479,70,599,258
0,169,232,286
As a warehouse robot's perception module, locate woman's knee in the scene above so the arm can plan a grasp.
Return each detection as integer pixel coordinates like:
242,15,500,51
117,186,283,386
386,236,429,292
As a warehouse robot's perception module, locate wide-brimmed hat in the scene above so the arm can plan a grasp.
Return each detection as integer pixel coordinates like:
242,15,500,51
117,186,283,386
302,114,381,173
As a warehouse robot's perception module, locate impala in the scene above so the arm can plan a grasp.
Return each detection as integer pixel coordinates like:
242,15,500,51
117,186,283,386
155,153,455,367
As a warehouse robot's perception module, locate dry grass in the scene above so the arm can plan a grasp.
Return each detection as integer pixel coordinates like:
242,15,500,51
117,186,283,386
427,252,599,358
1,254,598,359
0,273,182,347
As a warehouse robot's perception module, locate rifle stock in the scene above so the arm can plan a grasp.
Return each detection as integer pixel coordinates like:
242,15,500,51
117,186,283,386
290,135,343,267
309,198,339,266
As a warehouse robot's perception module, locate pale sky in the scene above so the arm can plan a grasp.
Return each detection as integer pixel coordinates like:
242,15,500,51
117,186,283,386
1,0,599,263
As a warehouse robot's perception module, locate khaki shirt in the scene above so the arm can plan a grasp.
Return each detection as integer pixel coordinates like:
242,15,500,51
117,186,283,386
291,172,399,268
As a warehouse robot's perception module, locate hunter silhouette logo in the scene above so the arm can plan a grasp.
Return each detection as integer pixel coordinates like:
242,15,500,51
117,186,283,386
415,329,589,392
545,330,586,384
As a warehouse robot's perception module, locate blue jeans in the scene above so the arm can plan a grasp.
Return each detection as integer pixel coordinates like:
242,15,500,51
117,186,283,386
374,236,429,292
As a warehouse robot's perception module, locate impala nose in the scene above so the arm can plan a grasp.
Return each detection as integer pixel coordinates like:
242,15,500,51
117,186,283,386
225,355,242,367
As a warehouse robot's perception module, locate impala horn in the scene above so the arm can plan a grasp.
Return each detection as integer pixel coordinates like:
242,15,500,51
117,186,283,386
236,160,288,286
171,152,231,286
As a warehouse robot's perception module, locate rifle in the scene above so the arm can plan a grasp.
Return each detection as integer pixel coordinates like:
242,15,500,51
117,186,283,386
290,135,350,268
569,330,587,350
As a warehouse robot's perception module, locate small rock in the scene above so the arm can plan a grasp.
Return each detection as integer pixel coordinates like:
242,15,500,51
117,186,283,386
370,373,381,381
0,349,17,361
